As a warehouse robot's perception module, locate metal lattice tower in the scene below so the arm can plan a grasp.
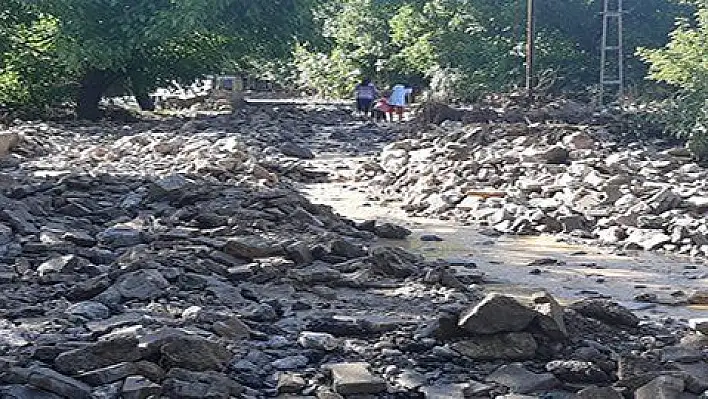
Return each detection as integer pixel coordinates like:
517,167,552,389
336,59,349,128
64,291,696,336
599,0,624,107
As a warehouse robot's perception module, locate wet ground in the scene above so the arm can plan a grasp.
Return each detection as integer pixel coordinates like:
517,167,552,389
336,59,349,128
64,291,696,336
301,154,708,323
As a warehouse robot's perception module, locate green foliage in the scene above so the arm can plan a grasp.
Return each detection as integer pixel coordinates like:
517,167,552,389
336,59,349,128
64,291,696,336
0,3,70,113
0,0,315,117
638,6,708,159
42,0,234,79
293,43,361,98
0,0,700,118
291,0,694,100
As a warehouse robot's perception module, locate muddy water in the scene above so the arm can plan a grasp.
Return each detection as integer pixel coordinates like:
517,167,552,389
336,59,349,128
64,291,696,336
301,155,708,322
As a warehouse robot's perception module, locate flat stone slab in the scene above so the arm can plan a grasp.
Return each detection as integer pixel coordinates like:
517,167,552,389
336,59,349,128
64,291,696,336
419,384,466,399
327,362,386,395
486,363,561,394
26,367,93,399
0,384,64,399
675,361,708,391
661,345,704,363
223,235,283,259
576,386,623,399
77,362,136,386
54,336,142,375
451,332,538,360
122,375,161,399
635,375,685,399
569,299,639,328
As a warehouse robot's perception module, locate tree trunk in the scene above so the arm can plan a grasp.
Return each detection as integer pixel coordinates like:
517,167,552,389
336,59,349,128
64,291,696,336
128,72,156,111
77,70,110,120
135,91,155,111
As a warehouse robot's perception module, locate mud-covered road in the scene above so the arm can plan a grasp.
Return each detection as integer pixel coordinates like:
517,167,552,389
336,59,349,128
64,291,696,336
303,154,708,322
0,104,705,398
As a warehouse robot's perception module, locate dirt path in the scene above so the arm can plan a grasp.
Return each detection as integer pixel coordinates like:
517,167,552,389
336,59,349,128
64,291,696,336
301,152,708,323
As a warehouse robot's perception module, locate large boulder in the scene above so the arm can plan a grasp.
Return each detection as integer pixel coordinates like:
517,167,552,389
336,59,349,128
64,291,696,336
327,362,387,395
97,225,143,248
373,223,412,239
646,187,682,214
569,299,640,328
0,132,19,157
75,363,145,386
147,174,193,201
370,246,420,278
54,337,143,375
563,131,595,150
122,376,161,399
37,255,82,276
545,360,610,383
458,294,538,334
0,209,38,235
26,367,93,399
330,239,367,259
541,145,571,164
65,301,111,321
635,375,687,399
417,101,464,125
136,328,232,372
576,386,623,399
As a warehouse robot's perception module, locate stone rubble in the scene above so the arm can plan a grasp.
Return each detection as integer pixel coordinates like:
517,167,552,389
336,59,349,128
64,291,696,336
0,104,705,398
357,117,708,262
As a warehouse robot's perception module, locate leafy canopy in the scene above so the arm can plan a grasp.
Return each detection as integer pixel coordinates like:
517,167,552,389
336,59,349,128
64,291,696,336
0,1,68,111
291,0,693,100
0,0,315,116
638,4,708,159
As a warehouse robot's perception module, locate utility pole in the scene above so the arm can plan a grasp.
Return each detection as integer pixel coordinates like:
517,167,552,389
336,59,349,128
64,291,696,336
599,0,624,107
526,0,535,97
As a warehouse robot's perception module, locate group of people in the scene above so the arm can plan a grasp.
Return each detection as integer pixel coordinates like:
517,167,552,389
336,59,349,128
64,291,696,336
354,78,412,122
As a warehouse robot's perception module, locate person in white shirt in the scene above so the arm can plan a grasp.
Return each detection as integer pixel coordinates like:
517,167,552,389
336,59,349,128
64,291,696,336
388,84,412,121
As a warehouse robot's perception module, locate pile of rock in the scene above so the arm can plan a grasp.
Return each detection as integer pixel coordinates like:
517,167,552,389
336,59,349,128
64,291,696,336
360,121,708,258
415,98,603,126
0,108,409,397
0,107,705,398
410,293,707,398
7,104,394,184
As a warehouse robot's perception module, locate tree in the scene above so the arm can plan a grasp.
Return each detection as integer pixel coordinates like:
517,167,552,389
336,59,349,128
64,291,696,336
638,3,708,159
292,0,694,100
37,0,313,119
0,1,69,114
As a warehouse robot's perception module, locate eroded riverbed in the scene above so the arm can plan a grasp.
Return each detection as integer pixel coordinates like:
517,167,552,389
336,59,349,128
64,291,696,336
302,154,708,322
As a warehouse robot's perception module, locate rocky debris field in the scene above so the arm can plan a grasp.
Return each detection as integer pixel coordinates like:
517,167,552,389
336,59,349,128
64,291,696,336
359,110,708,265
0,105,705,398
